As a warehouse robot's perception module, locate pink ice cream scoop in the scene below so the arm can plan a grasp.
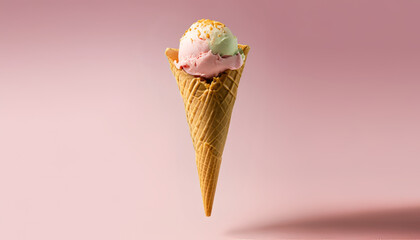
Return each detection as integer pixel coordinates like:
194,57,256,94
175,19,245,78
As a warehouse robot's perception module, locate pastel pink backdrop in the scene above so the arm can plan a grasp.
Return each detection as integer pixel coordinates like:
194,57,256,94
1,0,420,239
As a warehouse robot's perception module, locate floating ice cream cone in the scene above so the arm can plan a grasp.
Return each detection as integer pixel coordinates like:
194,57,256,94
165,19,249,216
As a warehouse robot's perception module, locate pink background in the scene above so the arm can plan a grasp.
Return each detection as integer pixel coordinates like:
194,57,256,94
1,0,420,239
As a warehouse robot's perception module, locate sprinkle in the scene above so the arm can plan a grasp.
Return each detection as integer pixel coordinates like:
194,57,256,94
206,33,210,38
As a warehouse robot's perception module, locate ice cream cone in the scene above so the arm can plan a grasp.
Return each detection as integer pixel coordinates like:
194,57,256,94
165,45,250,216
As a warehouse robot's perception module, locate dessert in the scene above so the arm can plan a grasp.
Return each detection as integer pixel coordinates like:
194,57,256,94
165,19,250,216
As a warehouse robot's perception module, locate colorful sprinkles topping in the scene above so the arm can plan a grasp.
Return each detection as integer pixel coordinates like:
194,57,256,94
181,19,226,41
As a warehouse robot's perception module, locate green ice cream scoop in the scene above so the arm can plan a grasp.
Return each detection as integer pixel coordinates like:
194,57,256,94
209,27,240,56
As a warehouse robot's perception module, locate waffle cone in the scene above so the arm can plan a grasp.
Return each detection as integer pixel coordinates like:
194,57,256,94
165,45,250,216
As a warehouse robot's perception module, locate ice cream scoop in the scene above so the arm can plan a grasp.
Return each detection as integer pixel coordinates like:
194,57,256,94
175,19,245,78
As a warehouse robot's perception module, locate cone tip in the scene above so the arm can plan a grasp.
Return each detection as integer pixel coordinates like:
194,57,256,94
203,198,214,217
205,209,212,217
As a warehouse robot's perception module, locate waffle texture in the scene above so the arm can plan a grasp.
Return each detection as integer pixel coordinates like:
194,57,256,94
165,45,250,216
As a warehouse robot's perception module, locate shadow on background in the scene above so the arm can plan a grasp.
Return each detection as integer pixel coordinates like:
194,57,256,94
226,206,420,239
